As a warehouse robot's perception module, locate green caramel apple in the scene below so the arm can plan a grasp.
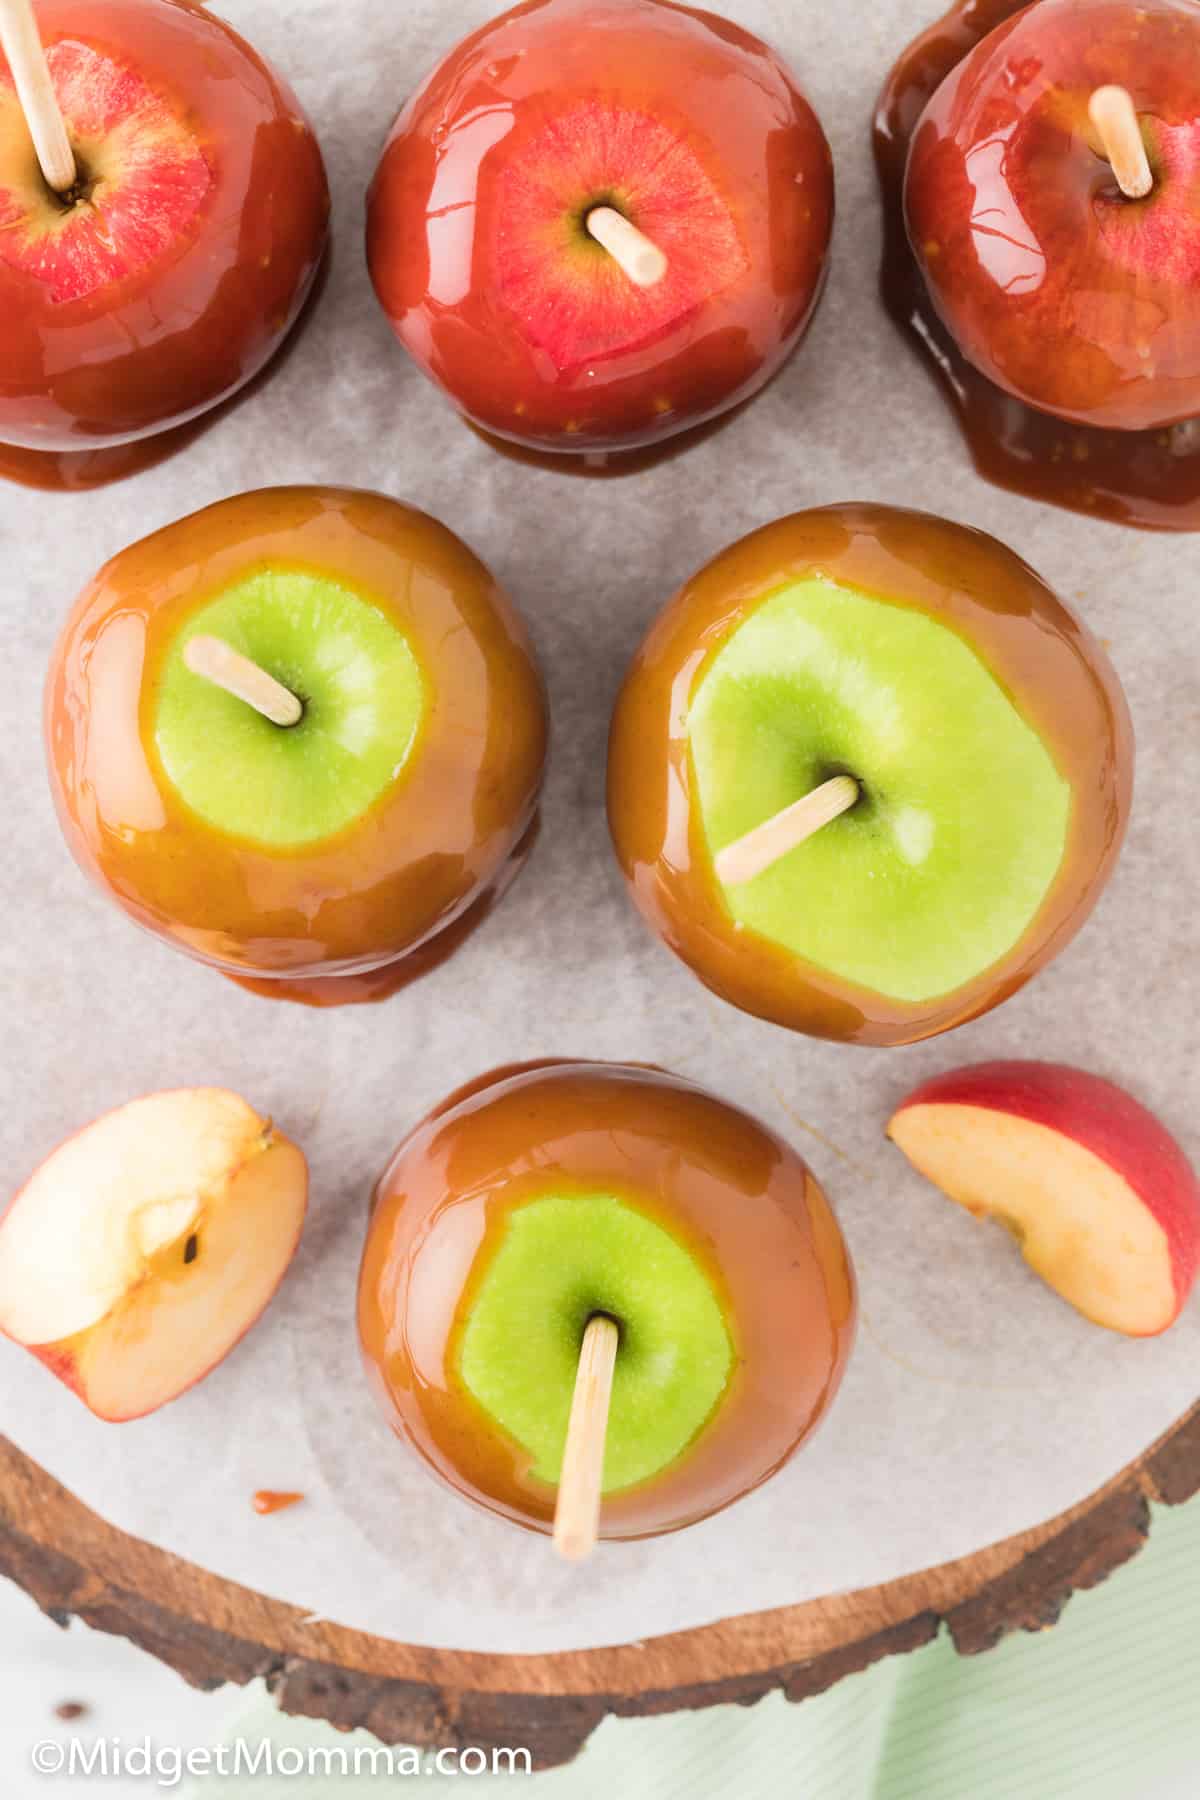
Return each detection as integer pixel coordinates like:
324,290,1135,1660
608,503,1132,1046
358,1060,855,1538
688,575,1070,1003
45,487,547,1004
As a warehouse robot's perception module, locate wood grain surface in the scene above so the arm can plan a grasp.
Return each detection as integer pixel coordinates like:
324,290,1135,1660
1,1400,1196,1769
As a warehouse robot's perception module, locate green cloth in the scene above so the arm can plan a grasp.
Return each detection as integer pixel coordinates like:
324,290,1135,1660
187,1497,1200,1797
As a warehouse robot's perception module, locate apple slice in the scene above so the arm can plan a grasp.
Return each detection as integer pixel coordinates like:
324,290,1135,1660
0,1089,307,1419
888,1062,1200,1337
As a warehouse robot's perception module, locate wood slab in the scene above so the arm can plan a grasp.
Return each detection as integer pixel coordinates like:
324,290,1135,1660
1,1403,1197,1769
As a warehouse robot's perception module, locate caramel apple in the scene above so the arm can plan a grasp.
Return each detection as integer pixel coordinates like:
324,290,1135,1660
358,1060,855,1544
45,487,548,1005
365,0,833,462
608,503,1132,1047
0,0,329,483
875,0,1200,528
904,0,1200,433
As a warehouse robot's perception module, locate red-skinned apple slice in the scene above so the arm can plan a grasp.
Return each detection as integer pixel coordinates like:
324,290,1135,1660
888,1062,1200,1337
0,1088,307,1419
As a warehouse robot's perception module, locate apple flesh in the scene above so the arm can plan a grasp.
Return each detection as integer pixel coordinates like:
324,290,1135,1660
608,503,1133,1046
0,0,329,454
904,0,1200,431
366,0,833,455
358,1060,856,1538
154,568,427,848
888,1062,1200,1336
0,38,211,305
458,1192,734,1493
0,1089,307,1419
45,487,548,999
687,574,1071,1004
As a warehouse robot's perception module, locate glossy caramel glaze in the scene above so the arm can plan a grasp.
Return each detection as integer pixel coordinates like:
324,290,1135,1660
226,817,539,1006
466,395,752,479
0,432,197,492
45,487,548,992
904,0,1200,432
0,252,329,491
366,0,833,457
607,503,1133,1047
358,1061,856,1539
0,0,328,461
876,0,1200,529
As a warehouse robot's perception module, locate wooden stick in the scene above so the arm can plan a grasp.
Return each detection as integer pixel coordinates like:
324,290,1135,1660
183,636,303,728
0,0,76,193
553,1315,620,1563
585,206,668,289
714,774,859,887
1088,86,1153,200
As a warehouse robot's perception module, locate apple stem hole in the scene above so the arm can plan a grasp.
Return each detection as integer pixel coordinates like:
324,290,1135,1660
0,0,78,193
1088,86,1154,200
553,1313,620,1563
47,157,95,213
582,1307,622,1351
584,206,668,289
183,635,305,729
714,774,861,888
183,1234,199,1266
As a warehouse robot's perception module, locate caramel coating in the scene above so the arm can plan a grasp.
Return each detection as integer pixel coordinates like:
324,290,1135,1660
45,487,548,991
0,0,329,456
875,0,1200,529
358,1061,856,1539
366,0,832,454
608,503,1133,1046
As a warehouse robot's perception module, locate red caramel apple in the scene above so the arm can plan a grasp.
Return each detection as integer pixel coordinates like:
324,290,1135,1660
608,504,1132,1047
889,1061,1200,1336
875,0,1200,529
0,0,328,469
904,0,1200,432
365,0,833,460
358,1061,855,1540
45,487,548,1005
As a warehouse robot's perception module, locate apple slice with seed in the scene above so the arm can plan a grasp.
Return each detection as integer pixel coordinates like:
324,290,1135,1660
0,1088,307,1419
888,1061,1200,1337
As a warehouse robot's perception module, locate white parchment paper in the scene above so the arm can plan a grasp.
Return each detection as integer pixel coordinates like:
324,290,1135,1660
1,0,1196,1656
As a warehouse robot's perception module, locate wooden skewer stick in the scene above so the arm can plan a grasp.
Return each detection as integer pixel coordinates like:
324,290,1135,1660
553,1315,620,1563
183,636,303,728
1088,86,1153,200
585,206,668,289
0,0,76,193
714,774,860,888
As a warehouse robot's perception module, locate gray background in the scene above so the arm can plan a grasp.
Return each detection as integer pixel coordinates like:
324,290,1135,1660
0,0,1196,1653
